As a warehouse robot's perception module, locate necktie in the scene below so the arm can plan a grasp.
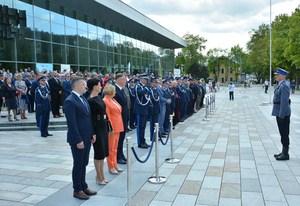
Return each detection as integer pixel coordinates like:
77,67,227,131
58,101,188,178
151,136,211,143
80,95,88,111
121,89,127,100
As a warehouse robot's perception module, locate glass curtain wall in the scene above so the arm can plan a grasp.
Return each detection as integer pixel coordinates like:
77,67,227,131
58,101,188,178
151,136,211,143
0,0,174,76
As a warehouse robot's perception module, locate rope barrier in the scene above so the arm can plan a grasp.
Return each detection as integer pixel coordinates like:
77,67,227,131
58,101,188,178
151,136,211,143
131,132,155,163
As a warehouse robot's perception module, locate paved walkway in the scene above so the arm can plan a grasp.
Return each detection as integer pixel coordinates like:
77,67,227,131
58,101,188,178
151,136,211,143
0,85,300,206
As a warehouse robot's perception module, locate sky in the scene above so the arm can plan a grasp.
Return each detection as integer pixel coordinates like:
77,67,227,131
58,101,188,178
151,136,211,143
121,0,299,52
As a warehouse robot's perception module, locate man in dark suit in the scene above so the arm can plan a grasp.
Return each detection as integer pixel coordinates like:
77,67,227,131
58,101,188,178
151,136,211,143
272,68,291,161
48,71,63,118
64,78,97,200
25,74,34,113
114,73,128,164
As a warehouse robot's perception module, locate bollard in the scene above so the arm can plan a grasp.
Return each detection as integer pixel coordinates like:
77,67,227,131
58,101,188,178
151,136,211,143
209,94,212,114
203,97,209,121
126,137,132,206
148,123,167,184
165,115,180,164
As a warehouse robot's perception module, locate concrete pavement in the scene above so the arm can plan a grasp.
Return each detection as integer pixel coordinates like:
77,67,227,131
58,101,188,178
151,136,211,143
0,85,300,206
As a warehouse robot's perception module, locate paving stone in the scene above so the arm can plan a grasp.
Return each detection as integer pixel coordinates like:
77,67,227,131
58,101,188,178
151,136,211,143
222,172,240,184
241,192,264,206
221,183,240,198
285,194,300,206
202,176,222,189
265,201,288,206
241,178,261,192
0,182,27,192
0,191,30,202
258,174,280,187
21,194,47,204
261,186,286,202
219,197,241,206
154,186,180,202
172,194,197,206
20,186,58,196
196,188,219,205
179,180,201,195
206,166,223,176
241,168,258,179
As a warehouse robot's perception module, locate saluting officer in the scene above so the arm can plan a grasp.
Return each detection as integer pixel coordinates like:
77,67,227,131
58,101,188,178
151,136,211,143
272,68,291,161
149,77,160,141
134,73,152,148
35,77,52,138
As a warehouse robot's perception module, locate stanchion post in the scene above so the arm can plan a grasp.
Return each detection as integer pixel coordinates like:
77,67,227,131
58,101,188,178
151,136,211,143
148,123,167,184
165,115,180,163
209,94,212,114
126,137,132,206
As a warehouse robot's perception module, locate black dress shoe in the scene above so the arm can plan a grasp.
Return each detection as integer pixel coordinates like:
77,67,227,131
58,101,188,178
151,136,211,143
41,134,47,138
122,156,127,161
46,133,53,136
127,127,133,131
275,153,289,161
73,191,89,200
117,159,127,164
83,188,97,196
138,144,148,149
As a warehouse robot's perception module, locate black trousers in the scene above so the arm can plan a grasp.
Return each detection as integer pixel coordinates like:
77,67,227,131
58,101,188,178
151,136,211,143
70,142,91,192
229,91,234,100
276,116,290,147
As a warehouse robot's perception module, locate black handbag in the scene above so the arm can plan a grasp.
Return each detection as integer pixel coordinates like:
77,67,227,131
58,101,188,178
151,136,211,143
107,120,113,132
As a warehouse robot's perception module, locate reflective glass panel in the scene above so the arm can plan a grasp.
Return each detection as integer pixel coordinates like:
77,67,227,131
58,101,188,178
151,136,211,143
53,43,66,64
16,39,34,62
79,48,88,65
33,6,50,21
15,0,33,16
66,46,78,64
36,41,52,63
89,50,98,66
65,26,77,46
0,39,15,61
34,18,51,41
99,51,107,66
51,22,65,44
78,30,88,48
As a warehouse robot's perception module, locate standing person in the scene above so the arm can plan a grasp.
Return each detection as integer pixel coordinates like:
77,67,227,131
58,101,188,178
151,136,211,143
272,68,291,161
15,74,28,119
149,77,160,140
63,73,72,102
103,84,124,174
0,73,5,118
25,74,34,113
48,71,63,118
35,77,52,137
228,82,235,100
87,78,109,185
134,74,152,148
2,77,19,121
114,73,128,165
264,79,269,94
290,79,296,94
64,78,97,200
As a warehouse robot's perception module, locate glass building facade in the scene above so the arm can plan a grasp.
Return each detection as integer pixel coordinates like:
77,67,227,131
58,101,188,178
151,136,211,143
0,0,177,75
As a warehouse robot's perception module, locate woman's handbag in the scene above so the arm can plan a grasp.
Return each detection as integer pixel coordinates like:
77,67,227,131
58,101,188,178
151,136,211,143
106,120,113,133
1,103,8,116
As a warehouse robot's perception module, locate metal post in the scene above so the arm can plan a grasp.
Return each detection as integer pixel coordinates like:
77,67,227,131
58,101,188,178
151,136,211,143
209,94,212,114
166,115,180,163
148,123,167,184
126,137,132,206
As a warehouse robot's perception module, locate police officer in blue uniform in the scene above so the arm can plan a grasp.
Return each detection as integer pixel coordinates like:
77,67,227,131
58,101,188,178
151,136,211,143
149,77,160,141
35,77,52,137
134,73,152,148
163,79,173,135
272,68,291,161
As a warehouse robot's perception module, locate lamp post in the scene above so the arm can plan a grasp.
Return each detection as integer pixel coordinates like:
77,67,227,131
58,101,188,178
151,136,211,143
269,0,272,103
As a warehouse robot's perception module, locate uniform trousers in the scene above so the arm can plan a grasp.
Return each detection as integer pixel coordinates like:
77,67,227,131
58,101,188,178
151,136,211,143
70,142,91,192
158,105,166,135
136,114,148,145
107,133,119,169
39,109,50,136
276,116,290,147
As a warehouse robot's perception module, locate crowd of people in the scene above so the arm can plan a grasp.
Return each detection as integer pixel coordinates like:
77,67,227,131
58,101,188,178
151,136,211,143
0,67,209,200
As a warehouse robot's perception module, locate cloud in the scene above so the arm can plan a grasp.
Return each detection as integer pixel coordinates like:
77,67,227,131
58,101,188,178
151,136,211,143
121,0,299,50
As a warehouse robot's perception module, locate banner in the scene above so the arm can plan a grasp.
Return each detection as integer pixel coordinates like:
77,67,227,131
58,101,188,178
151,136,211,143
173,68,180,77
61,64,71,73
36,63,53,73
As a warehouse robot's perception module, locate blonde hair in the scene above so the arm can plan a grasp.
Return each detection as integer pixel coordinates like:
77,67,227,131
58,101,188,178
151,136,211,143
103,84,115,96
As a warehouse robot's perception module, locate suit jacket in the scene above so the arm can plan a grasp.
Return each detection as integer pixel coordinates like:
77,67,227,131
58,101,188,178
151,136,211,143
64,93,94,145
272,80,291,118
114,85,128,129
62,80,72,100
103,96,124,133
48,77,62,95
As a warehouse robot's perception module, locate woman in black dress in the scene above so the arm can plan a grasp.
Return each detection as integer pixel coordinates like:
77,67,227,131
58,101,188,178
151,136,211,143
2,77,19,121
87,78,109,185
